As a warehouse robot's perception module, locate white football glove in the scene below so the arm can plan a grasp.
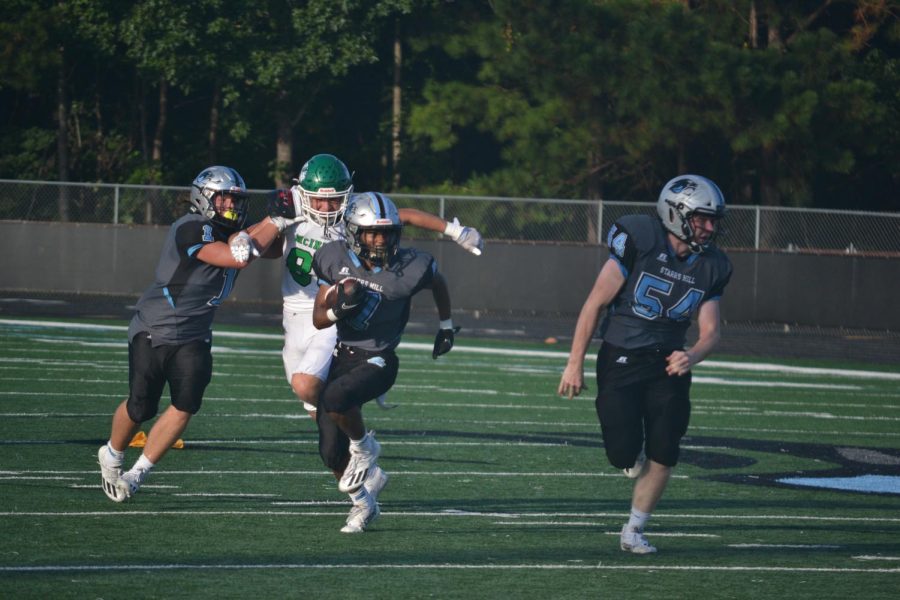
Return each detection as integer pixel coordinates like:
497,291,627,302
270,215,297,233
229,231,257,263
444,217,484,256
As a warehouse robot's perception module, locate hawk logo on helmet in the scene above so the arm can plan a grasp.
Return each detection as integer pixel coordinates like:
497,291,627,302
669,178,698,196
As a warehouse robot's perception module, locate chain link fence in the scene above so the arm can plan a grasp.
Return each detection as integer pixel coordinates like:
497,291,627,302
2,179,898,255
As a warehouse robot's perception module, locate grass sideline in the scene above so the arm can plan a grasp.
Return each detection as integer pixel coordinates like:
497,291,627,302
0,317,898,599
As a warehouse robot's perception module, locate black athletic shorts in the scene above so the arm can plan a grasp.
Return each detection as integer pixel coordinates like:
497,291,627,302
316,343,399,471
126,331,212,421
594,342,691,469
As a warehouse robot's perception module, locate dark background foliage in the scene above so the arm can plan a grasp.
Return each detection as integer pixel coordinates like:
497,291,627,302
1,0,897,212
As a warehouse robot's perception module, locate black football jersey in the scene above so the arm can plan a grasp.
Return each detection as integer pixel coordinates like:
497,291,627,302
600,214,732,350
312,241,437,351
128,213,238,346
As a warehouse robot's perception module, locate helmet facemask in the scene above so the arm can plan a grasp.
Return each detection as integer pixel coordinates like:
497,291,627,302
351,226,402,267
292,187,351,228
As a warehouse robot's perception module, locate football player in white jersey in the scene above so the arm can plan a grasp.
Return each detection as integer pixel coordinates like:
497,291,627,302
263,154,482,425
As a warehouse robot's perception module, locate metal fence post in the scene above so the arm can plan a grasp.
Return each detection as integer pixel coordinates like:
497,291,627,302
439,196,445,220
754,205,761,250
597,200,604,245
114,185,120,225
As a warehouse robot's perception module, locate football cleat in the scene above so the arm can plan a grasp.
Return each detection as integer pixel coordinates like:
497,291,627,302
338,432,381,493
114,469,148,502
623,449,646,479
98,445,125,502
341,499,380,534
620,525,657,554
364,465,389,501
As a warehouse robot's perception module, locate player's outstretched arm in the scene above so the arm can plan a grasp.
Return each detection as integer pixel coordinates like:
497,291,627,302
398,208,484,256
558,259,625,399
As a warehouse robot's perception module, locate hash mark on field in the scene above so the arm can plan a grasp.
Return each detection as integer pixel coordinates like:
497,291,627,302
728,543,841,549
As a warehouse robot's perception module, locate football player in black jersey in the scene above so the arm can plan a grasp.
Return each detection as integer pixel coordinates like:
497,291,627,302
310,191,458,533
558,175,732,554
97,166,288,503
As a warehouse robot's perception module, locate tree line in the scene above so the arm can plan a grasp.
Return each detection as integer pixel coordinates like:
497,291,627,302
1,0,898,220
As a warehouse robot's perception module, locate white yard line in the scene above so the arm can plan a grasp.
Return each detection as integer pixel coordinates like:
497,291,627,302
1,563,896,573
3,318,899,381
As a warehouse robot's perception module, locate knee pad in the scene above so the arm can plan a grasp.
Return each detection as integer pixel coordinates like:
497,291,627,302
319,385,353,414
125,394,160,423
603,436,643,470
171,394,203,415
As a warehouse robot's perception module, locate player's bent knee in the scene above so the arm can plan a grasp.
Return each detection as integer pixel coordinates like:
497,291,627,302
319,388,354,414
291,375,323,407
125,395,160,423
604,440,644,470
171,395,203,415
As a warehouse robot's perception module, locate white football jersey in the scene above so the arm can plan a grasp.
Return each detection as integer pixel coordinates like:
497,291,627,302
281,219,346,312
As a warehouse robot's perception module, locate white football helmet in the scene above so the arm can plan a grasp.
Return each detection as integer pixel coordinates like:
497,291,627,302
292,154,353,226
189,165,249,231
344,192,402,267
656,174,726,253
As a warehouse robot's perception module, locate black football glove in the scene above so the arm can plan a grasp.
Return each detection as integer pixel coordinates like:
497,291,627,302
332,279,366,320
267,188,296,220
432,326,461,359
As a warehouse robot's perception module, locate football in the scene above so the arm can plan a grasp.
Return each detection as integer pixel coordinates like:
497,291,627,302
325,277,362,307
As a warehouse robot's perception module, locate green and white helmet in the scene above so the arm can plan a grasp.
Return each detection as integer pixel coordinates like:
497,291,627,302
292,154,353,226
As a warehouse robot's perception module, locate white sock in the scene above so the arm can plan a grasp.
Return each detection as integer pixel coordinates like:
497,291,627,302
349,487,371,507
349,432,370,452
131,453,155,474
105,442,125,463
627,507,651,532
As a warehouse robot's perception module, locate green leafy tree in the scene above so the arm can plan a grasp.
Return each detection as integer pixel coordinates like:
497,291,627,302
237,0,417,187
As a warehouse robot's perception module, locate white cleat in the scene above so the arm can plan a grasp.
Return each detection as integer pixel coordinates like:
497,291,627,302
620,525,657,554
623,449,646,479
98,446,126,502
364,465,389,501
341,500,380,534
339,432,381,493
114,469,147,502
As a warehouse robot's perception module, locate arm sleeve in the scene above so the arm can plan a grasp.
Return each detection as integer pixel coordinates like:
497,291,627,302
707,259,733,300
606,221,637,278
311,252,333,287
411,256,437,296
175,220,216,259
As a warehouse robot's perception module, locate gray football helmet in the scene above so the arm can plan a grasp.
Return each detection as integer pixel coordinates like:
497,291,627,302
292,154,353,226
189,165,249,230
344,192,402,267
656,174,726,253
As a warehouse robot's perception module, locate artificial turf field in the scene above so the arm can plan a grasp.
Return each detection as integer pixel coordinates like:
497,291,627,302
0,317,898,599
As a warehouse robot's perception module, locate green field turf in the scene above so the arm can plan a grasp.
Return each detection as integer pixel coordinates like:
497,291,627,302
0,318,898,599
